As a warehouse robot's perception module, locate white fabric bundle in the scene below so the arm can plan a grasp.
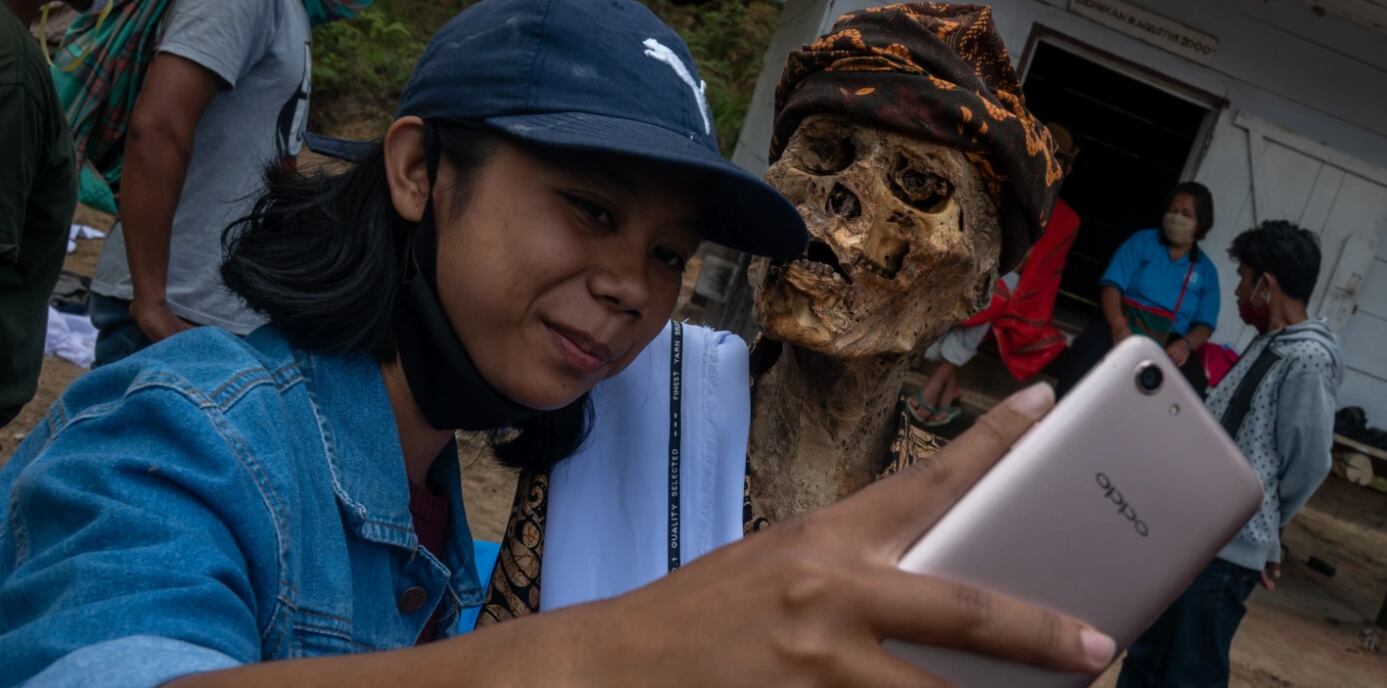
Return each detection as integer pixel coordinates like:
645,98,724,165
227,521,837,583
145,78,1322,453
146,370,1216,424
540,321,750,610
44,307,98,368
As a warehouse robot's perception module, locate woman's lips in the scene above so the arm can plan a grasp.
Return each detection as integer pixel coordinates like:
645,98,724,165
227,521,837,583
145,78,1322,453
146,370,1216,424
545,322,613,376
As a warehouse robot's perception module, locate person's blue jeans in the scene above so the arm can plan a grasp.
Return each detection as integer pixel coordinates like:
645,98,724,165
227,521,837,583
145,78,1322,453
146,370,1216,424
1115,557,1261,688
90,294,151,368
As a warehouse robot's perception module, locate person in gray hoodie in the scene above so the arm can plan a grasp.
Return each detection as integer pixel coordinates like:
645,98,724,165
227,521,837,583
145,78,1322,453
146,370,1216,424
1118,219,1343,688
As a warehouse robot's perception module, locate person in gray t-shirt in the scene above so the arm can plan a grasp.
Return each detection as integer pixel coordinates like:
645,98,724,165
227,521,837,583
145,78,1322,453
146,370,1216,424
90,0,347,365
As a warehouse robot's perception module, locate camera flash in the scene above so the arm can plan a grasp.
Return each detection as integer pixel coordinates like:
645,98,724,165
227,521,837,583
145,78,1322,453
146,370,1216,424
1169,403,1181,416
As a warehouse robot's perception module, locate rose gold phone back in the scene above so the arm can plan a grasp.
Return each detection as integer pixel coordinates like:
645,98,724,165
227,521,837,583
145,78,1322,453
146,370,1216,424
887,336,1263,687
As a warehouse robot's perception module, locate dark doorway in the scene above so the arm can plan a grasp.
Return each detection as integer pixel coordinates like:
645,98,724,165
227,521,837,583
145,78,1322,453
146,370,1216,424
1021,39,1214,324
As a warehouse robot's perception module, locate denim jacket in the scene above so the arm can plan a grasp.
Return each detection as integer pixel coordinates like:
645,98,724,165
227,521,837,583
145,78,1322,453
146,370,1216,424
0,327,484,687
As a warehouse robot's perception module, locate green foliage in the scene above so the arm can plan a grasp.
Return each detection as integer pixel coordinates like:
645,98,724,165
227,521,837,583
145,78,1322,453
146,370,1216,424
310,5,421,135
648,1,781,156
310,0,781,154
310,0,463,135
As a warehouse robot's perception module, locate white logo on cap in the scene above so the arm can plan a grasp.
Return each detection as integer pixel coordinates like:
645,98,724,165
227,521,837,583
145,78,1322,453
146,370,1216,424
643,38,711,137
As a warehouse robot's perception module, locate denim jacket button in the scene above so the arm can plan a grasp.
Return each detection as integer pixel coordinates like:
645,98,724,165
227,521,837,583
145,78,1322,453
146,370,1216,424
397,586,429,613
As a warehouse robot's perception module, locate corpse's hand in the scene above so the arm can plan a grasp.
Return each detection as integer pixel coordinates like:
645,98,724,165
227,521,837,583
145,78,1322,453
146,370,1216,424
595,384,1117,686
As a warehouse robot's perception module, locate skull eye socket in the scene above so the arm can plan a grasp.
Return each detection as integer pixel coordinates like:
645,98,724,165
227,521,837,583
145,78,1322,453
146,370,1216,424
890,154,952,213
827,183,862,220
800,134,856,175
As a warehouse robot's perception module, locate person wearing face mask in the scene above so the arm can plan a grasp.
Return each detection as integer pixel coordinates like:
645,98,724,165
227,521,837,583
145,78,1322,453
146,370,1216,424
1117,220,1342,688
1055,181,1221,396
0,0,92,428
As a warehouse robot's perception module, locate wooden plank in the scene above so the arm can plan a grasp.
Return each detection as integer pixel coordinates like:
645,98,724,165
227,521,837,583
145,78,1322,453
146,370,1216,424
1320,234,1380,331
1359,258,1387,319
1330,437,1387,494
1340,311,1387,385
1247,119,1270,226
1335,432,1387,462
1257,141,1325,224
1234,112,1387,188
1314,0,1387,33
1311,174,1387,314
1297,166,1346,233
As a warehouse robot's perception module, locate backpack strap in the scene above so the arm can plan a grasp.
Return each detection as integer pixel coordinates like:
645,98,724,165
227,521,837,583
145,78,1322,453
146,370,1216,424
1219,337,1283,439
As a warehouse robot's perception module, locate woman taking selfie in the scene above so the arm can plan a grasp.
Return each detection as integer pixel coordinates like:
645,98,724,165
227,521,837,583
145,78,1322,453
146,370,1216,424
0,2,1115,685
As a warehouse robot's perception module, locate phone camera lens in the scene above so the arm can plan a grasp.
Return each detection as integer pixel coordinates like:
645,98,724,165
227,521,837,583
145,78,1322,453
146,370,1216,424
1136,363,1164,395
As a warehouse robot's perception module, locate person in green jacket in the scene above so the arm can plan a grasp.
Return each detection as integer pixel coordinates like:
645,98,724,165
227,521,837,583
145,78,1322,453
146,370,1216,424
0,0,87,427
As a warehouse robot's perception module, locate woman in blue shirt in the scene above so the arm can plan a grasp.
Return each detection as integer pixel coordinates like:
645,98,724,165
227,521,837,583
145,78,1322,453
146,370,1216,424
1056,182,1220,396
0,1,1115,686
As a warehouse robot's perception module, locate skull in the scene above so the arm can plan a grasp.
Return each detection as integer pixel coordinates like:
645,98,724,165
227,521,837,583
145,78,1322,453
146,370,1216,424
750,115,1002,358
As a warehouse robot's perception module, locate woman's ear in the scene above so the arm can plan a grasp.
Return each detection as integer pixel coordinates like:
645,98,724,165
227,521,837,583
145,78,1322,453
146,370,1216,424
383,116,431,223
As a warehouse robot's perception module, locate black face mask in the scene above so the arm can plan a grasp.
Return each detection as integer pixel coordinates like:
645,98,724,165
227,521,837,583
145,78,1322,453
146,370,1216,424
391,125,541,432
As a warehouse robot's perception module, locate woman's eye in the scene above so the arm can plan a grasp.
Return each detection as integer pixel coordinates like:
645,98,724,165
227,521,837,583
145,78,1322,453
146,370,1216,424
652,246,688,273
565,194,614,228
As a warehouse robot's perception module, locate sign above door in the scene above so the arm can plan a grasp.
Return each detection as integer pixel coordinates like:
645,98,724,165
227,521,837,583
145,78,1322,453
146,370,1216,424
1068,0,1219,64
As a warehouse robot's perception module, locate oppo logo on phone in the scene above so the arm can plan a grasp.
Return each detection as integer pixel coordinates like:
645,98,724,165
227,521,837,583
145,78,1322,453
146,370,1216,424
1095,472,1149,537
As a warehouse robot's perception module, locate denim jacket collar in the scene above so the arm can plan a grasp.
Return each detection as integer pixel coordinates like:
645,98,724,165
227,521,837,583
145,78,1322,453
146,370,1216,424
297,347,416,544
293,343,483,607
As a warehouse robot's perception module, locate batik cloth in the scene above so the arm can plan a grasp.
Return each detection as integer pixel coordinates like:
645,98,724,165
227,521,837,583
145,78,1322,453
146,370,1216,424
50,0,171,212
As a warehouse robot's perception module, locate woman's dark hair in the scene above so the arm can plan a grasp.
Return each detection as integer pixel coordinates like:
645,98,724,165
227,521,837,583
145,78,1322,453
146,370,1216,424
1227,220,1322,303
222,119,592,472
1162,181,1216,242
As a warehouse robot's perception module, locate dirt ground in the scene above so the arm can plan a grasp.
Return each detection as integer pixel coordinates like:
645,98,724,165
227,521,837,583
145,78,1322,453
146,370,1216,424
3,219,1384,687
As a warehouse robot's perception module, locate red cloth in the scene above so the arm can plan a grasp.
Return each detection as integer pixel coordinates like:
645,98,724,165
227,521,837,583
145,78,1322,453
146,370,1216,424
962,199,1081,381
408,479,449,644
1201,343,1241,388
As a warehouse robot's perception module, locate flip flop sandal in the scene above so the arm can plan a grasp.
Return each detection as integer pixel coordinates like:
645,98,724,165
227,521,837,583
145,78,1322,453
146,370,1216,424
924,405,962,428
906,393,937,425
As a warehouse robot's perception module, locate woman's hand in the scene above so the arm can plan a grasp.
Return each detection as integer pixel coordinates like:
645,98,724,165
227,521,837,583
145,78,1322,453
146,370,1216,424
1110,322,1133,344
1165,338,1191,366
1100,286,1130,345
592,384,1115,687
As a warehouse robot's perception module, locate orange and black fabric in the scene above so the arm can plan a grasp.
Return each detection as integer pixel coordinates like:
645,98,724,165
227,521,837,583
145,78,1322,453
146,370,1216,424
476,470,549,626
771,3,1059,271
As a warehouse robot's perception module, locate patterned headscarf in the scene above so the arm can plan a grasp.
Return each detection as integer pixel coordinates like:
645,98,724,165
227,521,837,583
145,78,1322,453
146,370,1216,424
301,0,374,27
771,3,1059,272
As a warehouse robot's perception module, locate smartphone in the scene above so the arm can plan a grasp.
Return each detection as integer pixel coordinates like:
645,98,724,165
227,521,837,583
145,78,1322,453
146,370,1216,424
887,336,1263,687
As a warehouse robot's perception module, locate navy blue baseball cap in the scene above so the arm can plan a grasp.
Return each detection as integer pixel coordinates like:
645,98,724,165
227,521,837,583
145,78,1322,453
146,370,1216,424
392,0,807,259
